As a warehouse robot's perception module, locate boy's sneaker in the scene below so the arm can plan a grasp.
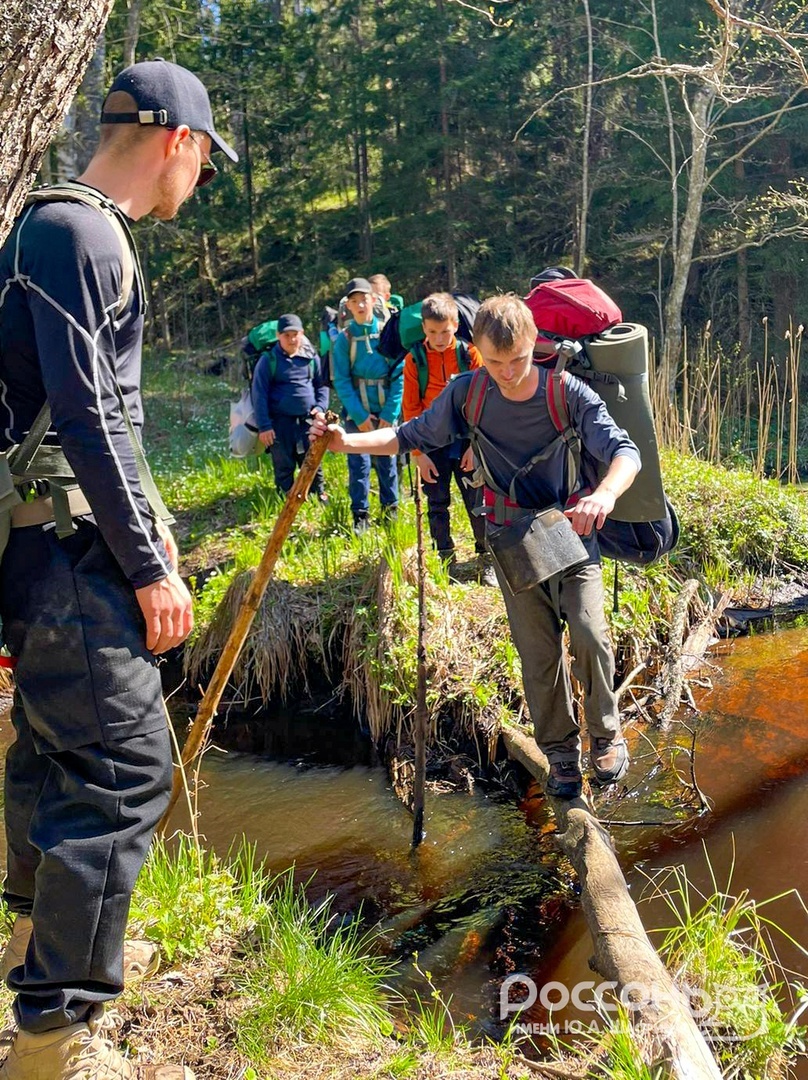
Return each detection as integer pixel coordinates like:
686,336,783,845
590,737,629,785
352,511,370,535
0,918,159,985
545,759,583,800
0,1006,194,1078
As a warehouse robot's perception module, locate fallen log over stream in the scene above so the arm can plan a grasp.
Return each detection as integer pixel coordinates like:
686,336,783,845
500,724,722,1080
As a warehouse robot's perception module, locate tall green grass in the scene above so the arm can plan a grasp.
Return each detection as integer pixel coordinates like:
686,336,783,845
646,851,808,1077
236,872,395,1061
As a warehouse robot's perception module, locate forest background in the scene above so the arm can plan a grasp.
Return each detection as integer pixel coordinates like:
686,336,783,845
30,0,808,471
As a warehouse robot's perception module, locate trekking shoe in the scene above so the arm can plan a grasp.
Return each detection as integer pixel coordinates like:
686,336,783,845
545,759,583,800
380,505,398,525
0,919,160,985
590,736,629,785
352,511,370,535
0,1006,194,1078
438,548,456,565
476,555,497,588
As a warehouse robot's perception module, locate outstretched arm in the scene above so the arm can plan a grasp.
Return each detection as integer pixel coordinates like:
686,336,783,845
309,412,400,456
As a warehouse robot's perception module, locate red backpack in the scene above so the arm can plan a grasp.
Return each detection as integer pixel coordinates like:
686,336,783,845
525,278,622,343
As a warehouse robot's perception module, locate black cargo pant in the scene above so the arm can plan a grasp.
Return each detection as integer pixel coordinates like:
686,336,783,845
0,518,172,1033
421,442,486,555
269,414,326,496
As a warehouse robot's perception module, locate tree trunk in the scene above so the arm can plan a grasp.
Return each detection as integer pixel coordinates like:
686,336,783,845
734,158,751,354
242,94,259,285
662,85,714,394
0,0,115,246
436,0,456,289
576,0,594,276
123,0,142,67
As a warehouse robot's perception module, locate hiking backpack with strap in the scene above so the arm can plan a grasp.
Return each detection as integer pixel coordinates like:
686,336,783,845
342,323,397,415
0,185,174,555
409,340,471,401
463,366,678,566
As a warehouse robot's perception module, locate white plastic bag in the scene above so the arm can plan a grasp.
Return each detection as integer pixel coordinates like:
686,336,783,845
229,388,260,458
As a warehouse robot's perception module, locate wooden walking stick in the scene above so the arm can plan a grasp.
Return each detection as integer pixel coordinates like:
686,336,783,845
158,416,336,833
411,470,428,849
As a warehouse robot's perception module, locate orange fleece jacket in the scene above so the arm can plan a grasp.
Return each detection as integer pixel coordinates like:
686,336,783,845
402,338,482,455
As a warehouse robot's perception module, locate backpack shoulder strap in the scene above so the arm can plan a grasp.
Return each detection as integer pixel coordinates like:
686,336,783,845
463,366,490,430
456,341,471,372
410,341,428,401
24,183,142,319
546,354,582,498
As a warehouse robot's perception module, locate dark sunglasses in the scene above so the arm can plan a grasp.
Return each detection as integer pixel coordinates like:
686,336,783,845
189,133,218,188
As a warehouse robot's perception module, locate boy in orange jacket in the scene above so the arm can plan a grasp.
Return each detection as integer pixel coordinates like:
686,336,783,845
403,293,491,579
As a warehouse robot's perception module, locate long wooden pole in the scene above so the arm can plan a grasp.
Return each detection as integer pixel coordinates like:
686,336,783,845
159,422,334,833
411,470,428,848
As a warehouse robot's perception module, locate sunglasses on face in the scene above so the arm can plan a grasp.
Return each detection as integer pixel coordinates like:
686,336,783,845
188,132,218,188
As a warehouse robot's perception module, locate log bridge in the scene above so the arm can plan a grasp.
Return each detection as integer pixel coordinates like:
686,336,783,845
501,724,722,1080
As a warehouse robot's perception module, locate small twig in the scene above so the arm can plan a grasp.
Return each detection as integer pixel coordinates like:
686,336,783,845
616,661,647,699
512,1053,588,1079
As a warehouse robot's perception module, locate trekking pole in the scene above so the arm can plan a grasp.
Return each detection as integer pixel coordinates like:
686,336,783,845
158,413,337,834
411,469,428,849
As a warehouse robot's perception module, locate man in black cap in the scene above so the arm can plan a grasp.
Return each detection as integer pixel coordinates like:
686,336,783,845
0,58,236,1079
251,313,330,500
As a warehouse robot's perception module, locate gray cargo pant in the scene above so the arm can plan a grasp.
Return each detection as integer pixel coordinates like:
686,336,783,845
0,518,172,1033
494,560,621,760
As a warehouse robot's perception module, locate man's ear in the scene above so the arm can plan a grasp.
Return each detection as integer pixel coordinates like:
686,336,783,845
165,124,191,160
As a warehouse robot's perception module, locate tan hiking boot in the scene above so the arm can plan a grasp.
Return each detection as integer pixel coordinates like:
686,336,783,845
0,920,159,984
0,1007,194,1078
0,1006,194,1075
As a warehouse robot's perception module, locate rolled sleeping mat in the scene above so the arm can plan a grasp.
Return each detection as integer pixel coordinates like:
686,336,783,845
585,323,667,524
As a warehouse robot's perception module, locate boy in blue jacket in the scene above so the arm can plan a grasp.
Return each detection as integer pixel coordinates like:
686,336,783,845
331,277,403,531
251,313,330,500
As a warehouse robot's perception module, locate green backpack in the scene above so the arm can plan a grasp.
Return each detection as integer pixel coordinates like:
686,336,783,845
247,320,279,353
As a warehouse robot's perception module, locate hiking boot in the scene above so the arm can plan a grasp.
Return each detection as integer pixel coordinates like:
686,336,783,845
476,554,497,588
590,736,629,785
0,919,159,985
545,759,583,800
380,505,398,525
437,548,456,565
352,511,370,535
0,1006,194,1078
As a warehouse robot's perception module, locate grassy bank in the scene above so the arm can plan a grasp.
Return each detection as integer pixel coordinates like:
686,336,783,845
2,835,799,1078
143,351,808,761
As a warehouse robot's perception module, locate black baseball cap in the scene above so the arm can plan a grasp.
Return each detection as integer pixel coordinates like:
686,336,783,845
277,314,304,333
101,59,238,162
345,277,373,296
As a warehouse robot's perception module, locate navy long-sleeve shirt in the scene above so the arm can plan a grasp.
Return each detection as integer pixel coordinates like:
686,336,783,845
250,339,329,432
0,190,172,589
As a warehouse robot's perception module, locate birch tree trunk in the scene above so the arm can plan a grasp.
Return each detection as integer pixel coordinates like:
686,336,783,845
662,85,714,394
0,0,115,246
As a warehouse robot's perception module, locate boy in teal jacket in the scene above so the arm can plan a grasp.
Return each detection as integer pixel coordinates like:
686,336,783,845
331,277,403,531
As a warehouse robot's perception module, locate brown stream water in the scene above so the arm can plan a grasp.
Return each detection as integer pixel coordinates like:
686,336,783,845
0,624,806,1062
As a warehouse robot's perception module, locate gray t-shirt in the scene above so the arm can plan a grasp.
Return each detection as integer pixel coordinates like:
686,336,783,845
396,366,641,538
